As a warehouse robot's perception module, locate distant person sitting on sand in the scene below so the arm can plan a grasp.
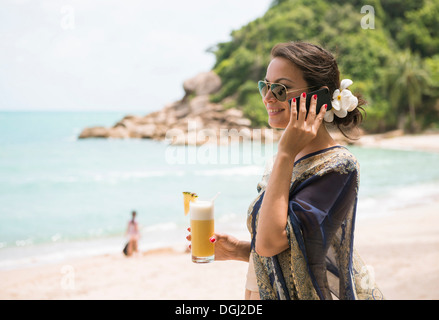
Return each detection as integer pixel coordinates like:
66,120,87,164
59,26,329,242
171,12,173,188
125,210,140,257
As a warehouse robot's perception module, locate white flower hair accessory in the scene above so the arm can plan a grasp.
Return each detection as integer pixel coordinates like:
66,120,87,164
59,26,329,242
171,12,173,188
324,79,358,122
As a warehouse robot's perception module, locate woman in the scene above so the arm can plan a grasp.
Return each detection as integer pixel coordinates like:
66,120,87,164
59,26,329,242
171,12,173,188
126,210,140,256
188,41,383,300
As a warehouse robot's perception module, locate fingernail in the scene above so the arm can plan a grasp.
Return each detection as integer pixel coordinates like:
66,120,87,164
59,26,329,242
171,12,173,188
313,94,317,100
186,235,189,240
302,92,306,98
187,227,190,231
324,104,328,109
292,97,296,103
209,236,216,243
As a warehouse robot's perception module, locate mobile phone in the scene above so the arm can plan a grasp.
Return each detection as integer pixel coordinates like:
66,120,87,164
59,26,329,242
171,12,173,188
288,88,333,114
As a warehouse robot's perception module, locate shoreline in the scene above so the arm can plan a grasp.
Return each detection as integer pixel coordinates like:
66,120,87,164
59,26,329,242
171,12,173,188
351,131,439,154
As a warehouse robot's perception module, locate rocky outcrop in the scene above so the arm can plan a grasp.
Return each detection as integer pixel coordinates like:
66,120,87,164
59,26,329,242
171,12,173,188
183,71,222,96
79,71,282,144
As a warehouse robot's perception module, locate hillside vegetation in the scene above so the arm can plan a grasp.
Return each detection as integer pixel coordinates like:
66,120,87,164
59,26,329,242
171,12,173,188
209,0,439,133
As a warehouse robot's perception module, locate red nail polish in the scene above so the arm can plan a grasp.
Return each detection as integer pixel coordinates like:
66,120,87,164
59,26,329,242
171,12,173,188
313,94,317,100
187,227,190,232
302,92,306,98
324,104,328,109
292,97,296,103
209,236,216,243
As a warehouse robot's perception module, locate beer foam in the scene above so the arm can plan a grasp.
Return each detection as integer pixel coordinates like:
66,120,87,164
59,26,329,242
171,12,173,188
190,200,214,220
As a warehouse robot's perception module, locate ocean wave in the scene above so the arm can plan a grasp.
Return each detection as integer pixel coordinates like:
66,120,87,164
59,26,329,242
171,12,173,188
358,180,439,219
91,170,186,182
7,170,187,185
0,238,125,271
6,166,263,186
193,165,264,177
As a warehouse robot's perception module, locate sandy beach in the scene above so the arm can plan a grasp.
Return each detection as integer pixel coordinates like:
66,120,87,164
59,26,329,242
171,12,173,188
1,133,439,300
1,199,438,300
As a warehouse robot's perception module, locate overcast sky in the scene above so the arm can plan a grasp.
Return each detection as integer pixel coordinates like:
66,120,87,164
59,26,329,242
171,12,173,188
0,0,272,112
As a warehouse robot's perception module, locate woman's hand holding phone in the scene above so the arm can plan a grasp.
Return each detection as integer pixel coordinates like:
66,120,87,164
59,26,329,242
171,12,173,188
288,88,332,115
278,92,328,158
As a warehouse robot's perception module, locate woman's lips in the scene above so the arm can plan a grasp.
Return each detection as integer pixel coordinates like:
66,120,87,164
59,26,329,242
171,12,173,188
267,108,285,116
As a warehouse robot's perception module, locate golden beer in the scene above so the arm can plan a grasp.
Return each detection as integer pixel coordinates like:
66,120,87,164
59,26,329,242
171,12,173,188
190,200,214,263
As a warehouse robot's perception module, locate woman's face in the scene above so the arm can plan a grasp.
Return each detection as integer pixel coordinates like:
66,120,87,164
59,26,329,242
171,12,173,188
263,57,309,129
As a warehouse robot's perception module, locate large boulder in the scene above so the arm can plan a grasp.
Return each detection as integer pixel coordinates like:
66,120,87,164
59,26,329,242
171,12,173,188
78,127,109,139
183,71,221,96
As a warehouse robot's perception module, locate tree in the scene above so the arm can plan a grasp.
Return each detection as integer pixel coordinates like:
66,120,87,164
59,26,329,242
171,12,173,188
383,50,432,132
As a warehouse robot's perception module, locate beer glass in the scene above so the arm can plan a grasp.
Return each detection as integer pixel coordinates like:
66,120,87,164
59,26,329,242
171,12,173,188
190,200,214,263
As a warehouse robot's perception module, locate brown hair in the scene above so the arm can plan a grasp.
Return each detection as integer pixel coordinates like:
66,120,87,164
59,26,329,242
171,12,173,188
271,41,365,139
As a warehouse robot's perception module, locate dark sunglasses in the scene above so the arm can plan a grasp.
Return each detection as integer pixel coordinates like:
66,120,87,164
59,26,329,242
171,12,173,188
257,80,313,102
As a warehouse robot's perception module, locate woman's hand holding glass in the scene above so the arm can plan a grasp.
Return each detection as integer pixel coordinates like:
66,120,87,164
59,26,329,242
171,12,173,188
186,228,250,262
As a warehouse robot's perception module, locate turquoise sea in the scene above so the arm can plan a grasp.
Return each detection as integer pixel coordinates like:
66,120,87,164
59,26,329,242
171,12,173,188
1,111,439,270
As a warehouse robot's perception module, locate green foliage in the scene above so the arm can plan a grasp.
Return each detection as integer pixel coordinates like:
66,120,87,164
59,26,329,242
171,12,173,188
382,50,433,132
395,0,439,57
243,93,269,128
361,100,395,133
209,0,438,132
425,55,439,90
